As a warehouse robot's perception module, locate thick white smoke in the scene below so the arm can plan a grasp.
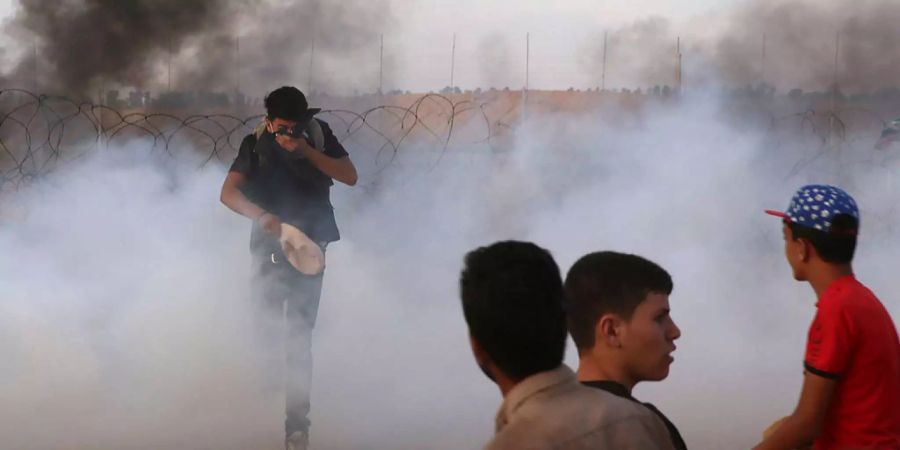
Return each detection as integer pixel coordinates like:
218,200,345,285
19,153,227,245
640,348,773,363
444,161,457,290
1,89,899,450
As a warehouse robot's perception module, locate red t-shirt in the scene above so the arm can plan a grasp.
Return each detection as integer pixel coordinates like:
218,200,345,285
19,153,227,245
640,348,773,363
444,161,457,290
805,275,900,449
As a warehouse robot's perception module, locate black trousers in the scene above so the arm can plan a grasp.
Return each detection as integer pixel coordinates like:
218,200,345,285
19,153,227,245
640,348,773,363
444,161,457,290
252,247,325,438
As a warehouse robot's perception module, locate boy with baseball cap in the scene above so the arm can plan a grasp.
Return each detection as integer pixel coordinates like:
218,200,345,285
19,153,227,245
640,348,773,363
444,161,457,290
754,184,900,450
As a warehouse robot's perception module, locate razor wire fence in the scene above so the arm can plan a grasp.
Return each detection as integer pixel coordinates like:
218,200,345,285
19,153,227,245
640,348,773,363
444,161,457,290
0,88,897,194
0,89,505,192
762,106,898,178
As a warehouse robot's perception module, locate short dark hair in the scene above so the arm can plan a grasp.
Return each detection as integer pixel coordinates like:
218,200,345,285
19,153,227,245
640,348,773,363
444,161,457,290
787,214,857,264
564,251,673,351
459,241,567,380
264,86,310,122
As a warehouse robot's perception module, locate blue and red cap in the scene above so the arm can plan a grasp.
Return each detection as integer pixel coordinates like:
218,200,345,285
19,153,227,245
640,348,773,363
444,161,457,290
765,184,859,234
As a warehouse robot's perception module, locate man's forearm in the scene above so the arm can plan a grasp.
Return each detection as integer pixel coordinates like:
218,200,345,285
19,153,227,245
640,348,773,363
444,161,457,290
303,150,357,185
221,186,266,221
753,414,815,450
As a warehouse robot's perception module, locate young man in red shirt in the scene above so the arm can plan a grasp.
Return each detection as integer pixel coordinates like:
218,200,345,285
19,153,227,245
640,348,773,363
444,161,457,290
755,184,900,450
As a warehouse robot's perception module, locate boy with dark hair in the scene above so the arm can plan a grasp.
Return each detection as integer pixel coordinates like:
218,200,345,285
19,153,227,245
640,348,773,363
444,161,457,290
459,241,674,450
754,184,900,450
564,251,686,450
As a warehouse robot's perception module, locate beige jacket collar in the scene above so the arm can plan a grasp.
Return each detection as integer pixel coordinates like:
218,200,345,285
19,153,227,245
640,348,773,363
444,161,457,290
495,365,575,432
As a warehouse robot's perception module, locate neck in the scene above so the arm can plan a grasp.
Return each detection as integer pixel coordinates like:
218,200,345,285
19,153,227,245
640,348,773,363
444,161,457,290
494,371,521,397
576,353,636,393
807,263,853,298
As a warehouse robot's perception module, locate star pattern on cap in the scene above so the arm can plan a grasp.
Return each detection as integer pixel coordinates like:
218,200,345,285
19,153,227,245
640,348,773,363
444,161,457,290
780,184,860,232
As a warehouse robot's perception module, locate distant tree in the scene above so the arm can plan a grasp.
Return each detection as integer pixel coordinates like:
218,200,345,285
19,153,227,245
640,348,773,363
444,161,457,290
194,91,229,107
155,90,193,109
831,85,846,102
234,92,246,107
104,90,117,106
875,87,900,99
128,91,143,108
756,82,776,98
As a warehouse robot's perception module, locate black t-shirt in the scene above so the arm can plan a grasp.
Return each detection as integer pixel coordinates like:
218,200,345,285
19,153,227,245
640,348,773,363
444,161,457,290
229,119,348,250
582,380,688,450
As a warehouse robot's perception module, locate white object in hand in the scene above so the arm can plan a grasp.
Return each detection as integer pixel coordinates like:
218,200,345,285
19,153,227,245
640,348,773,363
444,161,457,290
279,223,325,275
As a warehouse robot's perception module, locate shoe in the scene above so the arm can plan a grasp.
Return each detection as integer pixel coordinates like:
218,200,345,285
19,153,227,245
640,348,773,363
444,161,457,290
285,431,309,450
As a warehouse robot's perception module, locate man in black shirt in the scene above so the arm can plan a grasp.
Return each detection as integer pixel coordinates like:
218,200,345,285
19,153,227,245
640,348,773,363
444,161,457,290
563,251,687,450
220,86,357,450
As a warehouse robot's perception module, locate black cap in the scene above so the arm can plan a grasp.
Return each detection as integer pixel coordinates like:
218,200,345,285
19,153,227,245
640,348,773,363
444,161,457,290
264,86,322,123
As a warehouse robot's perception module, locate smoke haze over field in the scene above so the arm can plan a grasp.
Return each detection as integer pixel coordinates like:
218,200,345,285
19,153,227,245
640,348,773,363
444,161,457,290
2,0,392,97
711,0,900,92
1,0,899,94
580,0,900,92
1,1,900,449
2,90,899,448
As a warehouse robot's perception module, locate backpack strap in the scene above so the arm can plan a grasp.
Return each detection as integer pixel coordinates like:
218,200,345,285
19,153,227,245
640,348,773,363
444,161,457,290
253,119,267,139
306,118,325,152
244,132,259,175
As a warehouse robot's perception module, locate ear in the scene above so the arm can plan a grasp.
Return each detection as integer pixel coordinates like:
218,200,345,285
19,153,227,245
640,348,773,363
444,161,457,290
799,238,813,262
265,118,274,133
595,314,624,349
470,335,488,365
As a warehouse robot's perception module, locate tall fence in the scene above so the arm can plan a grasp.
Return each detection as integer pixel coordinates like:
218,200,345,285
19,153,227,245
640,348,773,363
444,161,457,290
1,88,897,193
0,89,504,191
